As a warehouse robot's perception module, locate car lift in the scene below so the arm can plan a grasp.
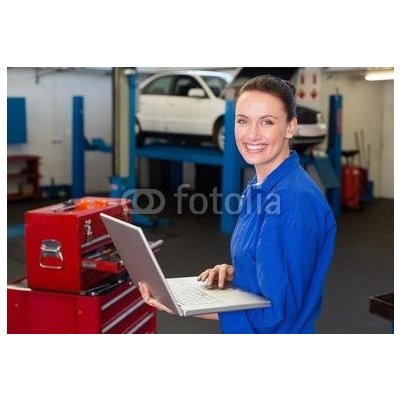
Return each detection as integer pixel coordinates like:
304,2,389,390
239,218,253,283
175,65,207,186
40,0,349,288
299,95,342,218
72,72,342,235
120,71,245,233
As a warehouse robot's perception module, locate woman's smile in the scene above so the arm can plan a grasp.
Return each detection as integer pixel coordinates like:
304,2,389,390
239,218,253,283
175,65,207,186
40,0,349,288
243,143,268,153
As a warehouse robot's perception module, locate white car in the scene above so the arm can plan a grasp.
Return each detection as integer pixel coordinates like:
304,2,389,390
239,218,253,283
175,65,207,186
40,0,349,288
137,70,232,150
136,69,327,153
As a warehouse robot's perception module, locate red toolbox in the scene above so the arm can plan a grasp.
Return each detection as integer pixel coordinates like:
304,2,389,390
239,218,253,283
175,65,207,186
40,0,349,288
26,197,132,293
7,276,157,334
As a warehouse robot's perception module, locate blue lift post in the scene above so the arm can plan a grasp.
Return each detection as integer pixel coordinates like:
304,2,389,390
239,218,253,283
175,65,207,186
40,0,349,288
127,72,137,194
124,72,169,227
326,95,342,217
72,95,113,198
221,97,242,233
72,96,85,198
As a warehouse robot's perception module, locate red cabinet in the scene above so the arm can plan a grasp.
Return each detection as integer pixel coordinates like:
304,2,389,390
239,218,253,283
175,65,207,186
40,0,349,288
7,278,157,334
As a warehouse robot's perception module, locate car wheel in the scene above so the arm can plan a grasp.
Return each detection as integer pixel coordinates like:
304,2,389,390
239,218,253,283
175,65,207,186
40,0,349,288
213,120,224,152
136,120,145,147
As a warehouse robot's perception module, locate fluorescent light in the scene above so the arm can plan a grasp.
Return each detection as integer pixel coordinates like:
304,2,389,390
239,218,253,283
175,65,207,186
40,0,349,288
365,71,394,81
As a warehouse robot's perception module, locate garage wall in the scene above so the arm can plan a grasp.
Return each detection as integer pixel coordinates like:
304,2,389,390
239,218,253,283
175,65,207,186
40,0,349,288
319,72,394,199
7,68,112,194
7,68,393,199
380,80,394,198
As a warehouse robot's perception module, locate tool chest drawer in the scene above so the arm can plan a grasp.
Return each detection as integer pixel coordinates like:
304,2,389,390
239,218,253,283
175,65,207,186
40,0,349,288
7,277,156,334
25,196,131,293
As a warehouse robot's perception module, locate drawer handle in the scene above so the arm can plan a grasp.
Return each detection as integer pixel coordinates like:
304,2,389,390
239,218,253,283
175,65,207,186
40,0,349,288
81,234,110,250
101,285,136,311
102,298,145,333
126,313,155,334
39,239,63,270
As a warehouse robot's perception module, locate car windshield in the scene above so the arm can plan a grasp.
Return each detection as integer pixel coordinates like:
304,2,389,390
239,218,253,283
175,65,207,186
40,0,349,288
201,75,229,97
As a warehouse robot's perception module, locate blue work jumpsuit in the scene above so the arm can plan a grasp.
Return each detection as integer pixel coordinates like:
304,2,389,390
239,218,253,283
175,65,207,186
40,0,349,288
218,151,337,333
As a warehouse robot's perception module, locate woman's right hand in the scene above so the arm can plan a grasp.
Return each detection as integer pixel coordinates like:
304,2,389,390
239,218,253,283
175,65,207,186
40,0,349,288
197,264,234,289
138,281,175,314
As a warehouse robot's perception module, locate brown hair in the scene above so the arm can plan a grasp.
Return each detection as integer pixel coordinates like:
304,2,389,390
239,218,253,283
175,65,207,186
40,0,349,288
236,75,297,122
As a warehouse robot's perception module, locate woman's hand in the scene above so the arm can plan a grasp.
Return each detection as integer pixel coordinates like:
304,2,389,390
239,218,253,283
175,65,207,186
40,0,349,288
197,264,234,289
138,281,175,314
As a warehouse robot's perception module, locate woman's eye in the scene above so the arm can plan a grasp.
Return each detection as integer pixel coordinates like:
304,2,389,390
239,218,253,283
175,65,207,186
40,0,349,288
236,119,247,124
262,120,273,125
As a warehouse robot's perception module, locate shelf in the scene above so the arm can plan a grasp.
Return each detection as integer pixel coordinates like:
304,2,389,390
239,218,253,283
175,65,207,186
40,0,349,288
7,155,40,162
7,155,41,202
7,172,41,180
7,193,39,201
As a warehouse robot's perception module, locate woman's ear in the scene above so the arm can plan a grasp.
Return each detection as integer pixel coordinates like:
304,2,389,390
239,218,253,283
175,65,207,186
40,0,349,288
285,117,298,139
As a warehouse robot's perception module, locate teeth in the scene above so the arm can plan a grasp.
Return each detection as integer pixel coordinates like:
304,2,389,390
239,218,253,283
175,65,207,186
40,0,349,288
245,144,266,151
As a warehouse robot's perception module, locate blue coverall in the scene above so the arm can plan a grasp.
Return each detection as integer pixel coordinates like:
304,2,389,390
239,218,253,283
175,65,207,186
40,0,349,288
218,151,337,333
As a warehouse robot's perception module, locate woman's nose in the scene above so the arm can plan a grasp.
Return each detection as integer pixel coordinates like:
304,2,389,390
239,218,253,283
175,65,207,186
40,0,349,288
248,123,261,141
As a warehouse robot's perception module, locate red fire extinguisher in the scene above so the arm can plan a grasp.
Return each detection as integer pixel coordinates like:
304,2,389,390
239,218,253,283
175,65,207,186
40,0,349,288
341,150,366,210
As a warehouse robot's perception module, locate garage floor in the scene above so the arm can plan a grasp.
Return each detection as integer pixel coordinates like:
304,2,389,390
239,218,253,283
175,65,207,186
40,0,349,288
7,196,393,334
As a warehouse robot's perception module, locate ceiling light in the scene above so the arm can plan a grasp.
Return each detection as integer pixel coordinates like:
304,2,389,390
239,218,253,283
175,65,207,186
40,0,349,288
364,71,394,81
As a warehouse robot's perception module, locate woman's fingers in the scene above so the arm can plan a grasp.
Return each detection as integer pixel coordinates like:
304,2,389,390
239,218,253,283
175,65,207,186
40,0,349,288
218,268,227,288
226,266,235,281
197,269,211,282
197,264,235,287
138,281,151,301
138,282,174,314
148,298,174,314
207,265,228,286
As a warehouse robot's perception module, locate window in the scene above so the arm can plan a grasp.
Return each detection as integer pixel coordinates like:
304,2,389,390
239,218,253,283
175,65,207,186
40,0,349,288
201,76,228,97
173,76,202,97
142,76,173,95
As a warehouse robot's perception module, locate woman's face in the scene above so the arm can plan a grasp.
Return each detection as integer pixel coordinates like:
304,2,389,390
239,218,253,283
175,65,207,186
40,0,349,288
235,90,297,181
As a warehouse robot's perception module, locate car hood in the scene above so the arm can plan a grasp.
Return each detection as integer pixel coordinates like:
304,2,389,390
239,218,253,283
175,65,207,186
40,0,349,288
231,67,299,83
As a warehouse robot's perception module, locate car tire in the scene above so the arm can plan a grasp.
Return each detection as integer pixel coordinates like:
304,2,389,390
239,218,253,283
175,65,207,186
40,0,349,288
213,119,224,152
136,120,145,147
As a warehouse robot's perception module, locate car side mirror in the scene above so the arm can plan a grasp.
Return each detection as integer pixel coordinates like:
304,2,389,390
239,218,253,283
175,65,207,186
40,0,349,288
188,88,206,98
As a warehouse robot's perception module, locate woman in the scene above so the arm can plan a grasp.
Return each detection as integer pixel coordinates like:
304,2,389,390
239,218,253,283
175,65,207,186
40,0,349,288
138,75,337,333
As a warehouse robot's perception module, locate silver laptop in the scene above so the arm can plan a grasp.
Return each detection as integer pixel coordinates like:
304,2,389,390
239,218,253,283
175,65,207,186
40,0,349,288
100,213,270,317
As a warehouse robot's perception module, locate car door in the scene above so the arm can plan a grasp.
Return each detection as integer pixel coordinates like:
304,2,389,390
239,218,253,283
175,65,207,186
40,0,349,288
138,75,174,132
165,75,212,135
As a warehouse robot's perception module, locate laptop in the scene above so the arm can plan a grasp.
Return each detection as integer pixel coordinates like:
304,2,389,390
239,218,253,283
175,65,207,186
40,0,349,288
100,213,270,317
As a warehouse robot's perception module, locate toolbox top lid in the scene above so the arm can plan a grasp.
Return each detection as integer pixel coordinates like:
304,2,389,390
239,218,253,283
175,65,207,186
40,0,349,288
25,197,130,224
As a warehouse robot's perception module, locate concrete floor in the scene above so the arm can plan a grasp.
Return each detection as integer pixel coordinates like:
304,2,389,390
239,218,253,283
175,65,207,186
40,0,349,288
7,197,394,334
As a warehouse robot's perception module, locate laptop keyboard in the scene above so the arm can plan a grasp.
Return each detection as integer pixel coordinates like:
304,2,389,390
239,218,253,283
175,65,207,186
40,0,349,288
168,280,220,306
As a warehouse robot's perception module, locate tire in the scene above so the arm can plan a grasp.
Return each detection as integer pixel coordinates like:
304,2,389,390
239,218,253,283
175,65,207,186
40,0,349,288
136,120,145,147
213,119,224,151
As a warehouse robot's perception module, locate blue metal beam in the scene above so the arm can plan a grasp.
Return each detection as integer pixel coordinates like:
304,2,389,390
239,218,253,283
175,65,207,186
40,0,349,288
327,95,342,217
127,72,137,193
72,96,85,198
221,98,242,234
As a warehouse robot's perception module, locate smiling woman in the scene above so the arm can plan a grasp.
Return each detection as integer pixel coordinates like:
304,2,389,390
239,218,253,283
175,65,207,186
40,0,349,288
138,75,338,334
